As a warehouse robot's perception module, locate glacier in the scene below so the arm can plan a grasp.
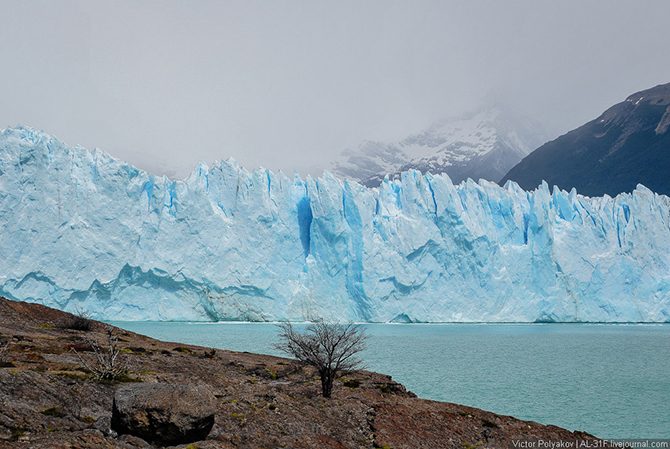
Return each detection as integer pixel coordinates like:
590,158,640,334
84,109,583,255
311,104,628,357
0,126,669,322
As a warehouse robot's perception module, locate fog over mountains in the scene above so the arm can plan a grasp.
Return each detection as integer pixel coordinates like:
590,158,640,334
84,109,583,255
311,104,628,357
337,82,670,200
333,107,548,187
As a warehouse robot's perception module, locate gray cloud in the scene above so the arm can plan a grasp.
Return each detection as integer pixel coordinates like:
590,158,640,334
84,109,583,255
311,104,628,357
1,0,668,177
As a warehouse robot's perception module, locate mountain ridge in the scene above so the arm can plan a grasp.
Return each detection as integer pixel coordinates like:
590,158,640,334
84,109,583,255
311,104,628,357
501,82,670,196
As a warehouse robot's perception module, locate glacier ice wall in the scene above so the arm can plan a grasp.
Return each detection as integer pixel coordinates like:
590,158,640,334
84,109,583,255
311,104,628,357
1,126,669,322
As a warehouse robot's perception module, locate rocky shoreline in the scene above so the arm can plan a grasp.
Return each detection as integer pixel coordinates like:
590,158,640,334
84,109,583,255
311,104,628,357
0,298,598,448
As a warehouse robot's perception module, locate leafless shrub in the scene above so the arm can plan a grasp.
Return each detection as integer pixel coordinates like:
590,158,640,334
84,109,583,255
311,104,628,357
72,326,127,381
200,348,217,359
274,321,367,398
58,307,93,332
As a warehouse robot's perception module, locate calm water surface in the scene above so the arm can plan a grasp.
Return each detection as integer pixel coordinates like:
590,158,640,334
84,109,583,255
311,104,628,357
110,322,670,439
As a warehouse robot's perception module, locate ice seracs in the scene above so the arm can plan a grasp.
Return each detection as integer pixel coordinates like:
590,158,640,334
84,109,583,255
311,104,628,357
0,126,669,322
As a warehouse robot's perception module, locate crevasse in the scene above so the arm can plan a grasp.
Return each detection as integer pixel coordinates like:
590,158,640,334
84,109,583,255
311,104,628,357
1,126,669,322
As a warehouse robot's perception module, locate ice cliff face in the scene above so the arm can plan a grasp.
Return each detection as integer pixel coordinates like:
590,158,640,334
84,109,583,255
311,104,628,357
1,126,669,322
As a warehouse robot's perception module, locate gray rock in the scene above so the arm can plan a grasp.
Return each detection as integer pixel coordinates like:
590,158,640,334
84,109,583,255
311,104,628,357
111,383,216,445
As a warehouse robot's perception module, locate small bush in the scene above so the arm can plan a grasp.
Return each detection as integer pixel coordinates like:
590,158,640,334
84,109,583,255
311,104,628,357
53,370,88,380
230,412,246,423
9,428,27,442
172,346,192,353
127,346,146,353
58,308,93,331
462,442,484,449
67,342,95,352
72,326,127,382
481,418,499,429
375,382,399,394
200,348,216,359
41,407,66,418
0,339,13,368
80,416,96,424
342,378,361,388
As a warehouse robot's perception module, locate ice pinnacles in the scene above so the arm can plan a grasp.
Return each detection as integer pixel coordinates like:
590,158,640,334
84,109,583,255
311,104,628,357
0,126,669,322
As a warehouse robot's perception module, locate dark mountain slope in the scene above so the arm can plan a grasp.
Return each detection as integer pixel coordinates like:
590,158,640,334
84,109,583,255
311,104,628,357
501,83,670,196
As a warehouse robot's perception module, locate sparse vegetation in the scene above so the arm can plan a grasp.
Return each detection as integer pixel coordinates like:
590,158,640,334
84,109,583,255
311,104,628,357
41,407,66,418
80,415,96,424
376,383,395,394
9,427,27,442
58,308,93,331
274,321,367,398
342,378,361,388
0,297,604,448
72,325,128,381
173,346,192,353
0,338,12,367
201,348,217,359
462,441,485,449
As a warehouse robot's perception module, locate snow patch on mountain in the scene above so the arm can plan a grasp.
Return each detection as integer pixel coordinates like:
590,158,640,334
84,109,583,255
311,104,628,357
333,108,548,187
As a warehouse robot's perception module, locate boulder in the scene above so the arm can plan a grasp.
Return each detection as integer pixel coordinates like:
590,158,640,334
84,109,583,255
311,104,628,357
111,383,216,445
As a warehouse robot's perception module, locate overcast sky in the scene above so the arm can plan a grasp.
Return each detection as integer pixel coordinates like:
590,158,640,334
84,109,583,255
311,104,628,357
1,0,668,177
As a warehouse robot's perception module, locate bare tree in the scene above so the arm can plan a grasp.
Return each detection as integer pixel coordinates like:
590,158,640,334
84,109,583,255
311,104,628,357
72,325,127,381
274,321,367,398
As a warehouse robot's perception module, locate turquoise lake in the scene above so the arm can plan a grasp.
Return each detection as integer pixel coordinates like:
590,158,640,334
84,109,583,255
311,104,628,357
111,322,670,439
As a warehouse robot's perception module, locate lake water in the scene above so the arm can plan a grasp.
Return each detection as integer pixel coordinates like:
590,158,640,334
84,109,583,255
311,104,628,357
111,322,670,439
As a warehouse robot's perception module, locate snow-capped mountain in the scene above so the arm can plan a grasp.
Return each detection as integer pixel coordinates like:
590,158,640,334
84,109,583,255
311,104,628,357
1,126,669,323
333,108,548,187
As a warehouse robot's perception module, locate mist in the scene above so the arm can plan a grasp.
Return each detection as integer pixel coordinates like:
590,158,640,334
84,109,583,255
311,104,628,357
1,0,668,177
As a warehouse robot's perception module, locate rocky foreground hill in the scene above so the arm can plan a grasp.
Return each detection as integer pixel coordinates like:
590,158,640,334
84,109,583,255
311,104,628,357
0,298,597,448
